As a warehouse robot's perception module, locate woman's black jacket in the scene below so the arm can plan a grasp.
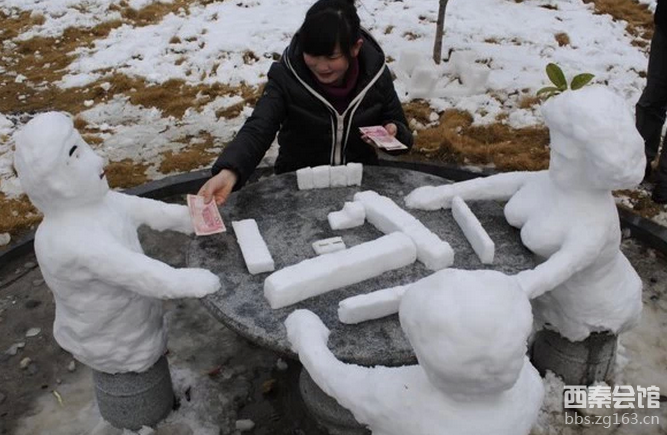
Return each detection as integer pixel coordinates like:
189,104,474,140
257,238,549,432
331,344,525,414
658,0,666,30
211,29,413,188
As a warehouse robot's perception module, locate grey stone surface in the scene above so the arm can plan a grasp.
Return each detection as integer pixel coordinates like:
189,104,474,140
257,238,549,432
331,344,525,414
299,369,370,435
531,329,618,385
93,355,174,431
189,166,536,366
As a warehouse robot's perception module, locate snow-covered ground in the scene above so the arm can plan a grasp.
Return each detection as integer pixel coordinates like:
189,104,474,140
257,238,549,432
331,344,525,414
0,0,659,203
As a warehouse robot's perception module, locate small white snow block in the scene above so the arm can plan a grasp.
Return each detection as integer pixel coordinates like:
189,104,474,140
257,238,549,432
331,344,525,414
338,285,407,324
312,237,346,255
396,50,424,77
264,232,417,309
330,166,348,187
328,201,366,230
232,219,275,274
452,196,494,264
346,162,363,186
451,51,490,94
409,65,440,100
296,167,314,190
354,191,453,270
312,165,331,189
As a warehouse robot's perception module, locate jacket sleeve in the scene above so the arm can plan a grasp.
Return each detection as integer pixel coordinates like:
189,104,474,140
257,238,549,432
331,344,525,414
379,66,413,153
212,65,287,188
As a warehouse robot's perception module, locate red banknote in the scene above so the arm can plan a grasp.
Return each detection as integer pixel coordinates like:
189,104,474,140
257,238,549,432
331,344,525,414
359,126,408,151
187,194,226,236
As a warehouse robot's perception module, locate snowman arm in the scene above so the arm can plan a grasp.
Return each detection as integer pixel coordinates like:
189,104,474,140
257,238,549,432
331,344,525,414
285,310,386,415
516,227,605,299
112,192,193,234
406,171,539,210
82,240,217,299
446,171,538,203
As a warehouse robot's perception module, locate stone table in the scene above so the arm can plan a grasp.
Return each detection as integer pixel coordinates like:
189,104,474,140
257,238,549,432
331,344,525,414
188,166,536,433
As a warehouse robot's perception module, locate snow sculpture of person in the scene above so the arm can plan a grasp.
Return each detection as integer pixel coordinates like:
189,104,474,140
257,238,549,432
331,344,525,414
285,269,544,435
406,86,645,341
13,112,221,374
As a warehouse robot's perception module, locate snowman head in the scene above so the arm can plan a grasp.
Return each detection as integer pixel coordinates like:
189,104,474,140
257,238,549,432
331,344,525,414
542,86,645,191
13,112,108,215
400,269,532,397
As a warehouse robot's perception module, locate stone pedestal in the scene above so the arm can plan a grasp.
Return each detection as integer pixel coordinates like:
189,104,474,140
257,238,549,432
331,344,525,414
93,355,174,430
531,329,617,385
299,369,370,435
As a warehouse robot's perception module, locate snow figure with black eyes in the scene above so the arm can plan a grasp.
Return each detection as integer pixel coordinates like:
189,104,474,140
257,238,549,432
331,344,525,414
406,86,645,383
13,112,221,429
285,269,544,435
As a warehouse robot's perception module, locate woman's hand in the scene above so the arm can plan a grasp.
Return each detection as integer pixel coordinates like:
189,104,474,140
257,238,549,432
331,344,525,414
361,123,398,148
383,123,397,136
197,169,238,206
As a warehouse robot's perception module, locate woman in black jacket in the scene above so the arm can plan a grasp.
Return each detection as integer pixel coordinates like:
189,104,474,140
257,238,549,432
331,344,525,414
199,0,413,205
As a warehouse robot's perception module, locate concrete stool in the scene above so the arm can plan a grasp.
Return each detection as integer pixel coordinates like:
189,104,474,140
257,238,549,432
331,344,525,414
531,329,617,385
93,355,174,430
299,369,371,435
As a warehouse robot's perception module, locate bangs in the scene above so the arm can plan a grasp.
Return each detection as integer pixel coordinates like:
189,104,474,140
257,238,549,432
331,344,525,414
300,11,351,57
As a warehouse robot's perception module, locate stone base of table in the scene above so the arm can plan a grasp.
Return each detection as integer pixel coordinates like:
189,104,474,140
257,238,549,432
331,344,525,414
93,355,174,430
531,329,617,385
299,369,371,435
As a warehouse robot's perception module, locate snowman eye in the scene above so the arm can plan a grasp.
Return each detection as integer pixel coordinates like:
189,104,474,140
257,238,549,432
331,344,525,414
69,145,78,157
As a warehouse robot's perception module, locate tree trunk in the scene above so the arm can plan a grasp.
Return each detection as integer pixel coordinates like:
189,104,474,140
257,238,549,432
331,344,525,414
433,0,450,64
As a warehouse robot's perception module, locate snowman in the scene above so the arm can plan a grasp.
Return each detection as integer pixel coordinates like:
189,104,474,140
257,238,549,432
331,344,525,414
13,112,220,374
285,269,544,435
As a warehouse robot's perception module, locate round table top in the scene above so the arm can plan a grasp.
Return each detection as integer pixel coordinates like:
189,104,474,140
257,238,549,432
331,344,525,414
188,166,536,366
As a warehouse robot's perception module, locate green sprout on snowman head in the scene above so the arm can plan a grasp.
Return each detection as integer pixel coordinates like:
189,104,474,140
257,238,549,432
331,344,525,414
537,63,595,100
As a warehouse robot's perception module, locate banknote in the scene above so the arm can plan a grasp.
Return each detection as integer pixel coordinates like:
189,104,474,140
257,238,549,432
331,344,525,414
359,126,408,151
187,194,226,236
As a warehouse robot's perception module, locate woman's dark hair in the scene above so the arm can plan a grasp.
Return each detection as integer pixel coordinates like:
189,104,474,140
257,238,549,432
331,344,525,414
298,0,361,60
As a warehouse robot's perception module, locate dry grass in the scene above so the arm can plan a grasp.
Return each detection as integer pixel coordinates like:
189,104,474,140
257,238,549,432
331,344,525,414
243,51,260,64
0,193,41,238
615,189,663,218
0,19,124,115
403,100,435,126
584,0,654,41
0,11,46,43
104,159,151,189
82,134,105,146
408,109,551,172
540,4,559,10
518,95,541,109
215,85,264,119
1,68,255,120
105,75,258,118
158,133,220,174
0,0,199,116
555,32,571,47
119,0,193,26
